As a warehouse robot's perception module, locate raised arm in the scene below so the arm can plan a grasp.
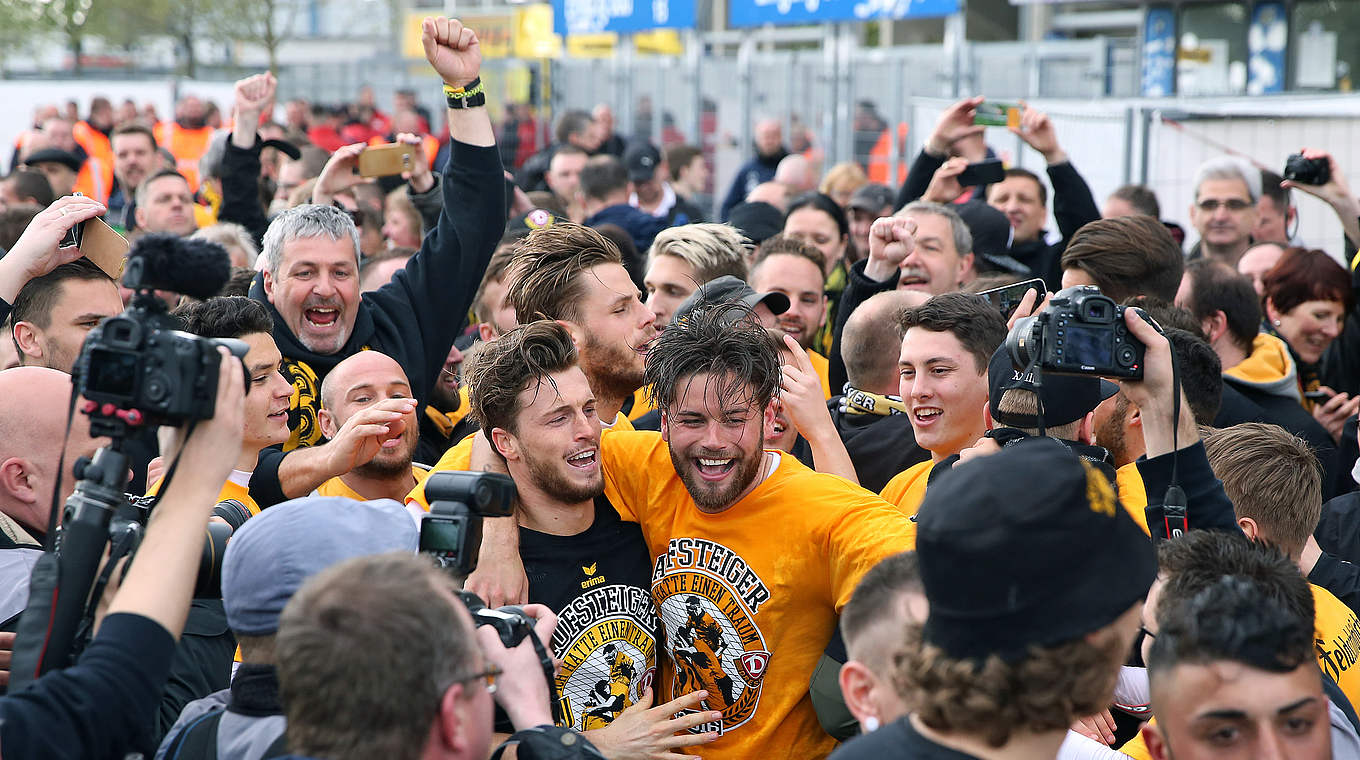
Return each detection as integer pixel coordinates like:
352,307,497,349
220,73,276,246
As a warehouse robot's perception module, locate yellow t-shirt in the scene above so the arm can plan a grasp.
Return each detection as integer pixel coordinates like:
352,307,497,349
406,414,636,511
600,430,914,760
1313,584,1360,709
808,350,833,400
147,475,260,517
317,466,430,501
882,457,1150,531
1120,720,1155,760
879,461,933,517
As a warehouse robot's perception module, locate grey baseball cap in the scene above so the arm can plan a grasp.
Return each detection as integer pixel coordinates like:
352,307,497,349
222,495,418,636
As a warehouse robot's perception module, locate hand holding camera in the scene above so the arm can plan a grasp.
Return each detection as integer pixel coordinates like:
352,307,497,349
1006,286,1147,380
473,601,558,729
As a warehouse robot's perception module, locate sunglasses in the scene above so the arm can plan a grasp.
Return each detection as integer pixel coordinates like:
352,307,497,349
1196,198,1252,212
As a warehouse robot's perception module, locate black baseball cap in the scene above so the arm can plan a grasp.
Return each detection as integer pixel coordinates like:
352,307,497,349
846,184,896,214
726,202,783,245
624,143,662,183
987,346,1118,428
956,201,1029,276
23,148,82,173
674,275,789,325
916,436,1156,662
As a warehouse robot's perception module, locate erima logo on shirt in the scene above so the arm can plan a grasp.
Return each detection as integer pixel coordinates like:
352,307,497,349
582,562,605,589
583,563,598,576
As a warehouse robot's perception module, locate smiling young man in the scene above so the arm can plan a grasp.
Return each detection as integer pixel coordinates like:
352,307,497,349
879,292,1007,514
748,236,835,397
594,304,914,760
463,320,719,755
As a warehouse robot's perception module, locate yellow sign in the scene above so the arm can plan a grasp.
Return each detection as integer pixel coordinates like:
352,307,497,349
514,5,563,59
404,11,515,59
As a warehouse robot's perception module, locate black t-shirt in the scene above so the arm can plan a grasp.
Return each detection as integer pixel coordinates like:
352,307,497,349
496,496,658,733
830,716,984,760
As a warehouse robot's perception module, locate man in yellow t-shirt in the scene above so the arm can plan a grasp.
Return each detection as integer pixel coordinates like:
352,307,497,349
879,292,1006,513
315,350,428,510
748,238,836,399
598,305,915,760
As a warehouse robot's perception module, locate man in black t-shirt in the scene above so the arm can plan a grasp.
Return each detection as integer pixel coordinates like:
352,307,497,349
466,320,719,757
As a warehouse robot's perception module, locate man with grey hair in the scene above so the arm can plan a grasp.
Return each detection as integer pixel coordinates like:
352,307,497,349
643,223,751,327
890,201,975,295
223,20,505,509
1187,156,1261,265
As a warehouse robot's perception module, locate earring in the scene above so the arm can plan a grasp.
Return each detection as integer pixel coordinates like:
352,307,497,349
1273,319,1281,326
864,716,881,732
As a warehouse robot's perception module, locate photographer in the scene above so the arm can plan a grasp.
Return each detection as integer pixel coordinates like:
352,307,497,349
275,551,601,760
0,348,244,759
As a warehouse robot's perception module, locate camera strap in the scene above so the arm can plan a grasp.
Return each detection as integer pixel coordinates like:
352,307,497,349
527,628,566,727
1160,346,1187,540
43,384,83,549
1022,355,1046,438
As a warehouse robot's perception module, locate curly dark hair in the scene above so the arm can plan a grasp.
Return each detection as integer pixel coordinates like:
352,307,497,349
466,320,578,438
895,621,1128,747
643,303,782,414
174,295,273,339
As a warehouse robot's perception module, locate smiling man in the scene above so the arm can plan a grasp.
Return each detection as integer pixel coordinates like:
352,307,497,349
595,304,914,760
879,292,1007,514
315,350,427,506
463,320,720,752
234,20,505,509
1186,157,1261,266
748,236,835,397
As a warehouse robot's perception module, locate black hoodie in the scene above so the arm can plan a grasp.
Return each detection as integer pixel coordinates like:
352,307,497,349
247,140,506,507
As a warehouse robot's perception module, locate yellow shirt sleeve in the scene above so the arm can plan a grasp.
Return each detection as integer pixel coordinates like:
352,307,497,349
1115,463,1150,536
1120,721,1155,760
808,350,834,399
601,430,668,524
880,460,933,518
406,433,476,511
820,479,917,610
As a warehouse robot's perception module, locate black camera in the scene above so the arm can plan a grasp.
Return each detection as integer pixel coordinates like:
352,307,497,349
74,234,244,435
419,471,516,577
458,590,537,648
1283,153,1330,186
1006,286,1146,379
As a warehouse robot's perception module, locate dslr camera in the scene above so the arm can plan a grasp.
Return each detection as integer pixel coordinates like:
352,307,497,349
1283,153,1330,186
419,470,516,578
75,234,247,435
1006,285,1146,379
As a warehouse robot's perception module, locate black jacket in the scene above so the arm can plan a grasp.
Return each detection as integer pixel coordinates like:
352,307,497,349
1323,261,1360,397
1215,378,1342,501
828,396,927,493
584,203,669,254
247,140,506,508
718,148,787,221
1138,441,1240,538
0,613,177,759
827,259,898,397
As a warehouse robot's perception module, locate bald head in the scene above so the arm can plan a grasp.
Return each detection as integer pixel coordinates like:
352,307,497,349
774,155,816,195
746,182,790,212
319,350,411,413
0,367,104,532
844,290,930,395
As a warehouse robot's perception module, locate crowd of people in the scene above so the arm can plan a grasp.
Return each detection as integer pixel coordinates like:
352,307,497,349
1,14,1360,760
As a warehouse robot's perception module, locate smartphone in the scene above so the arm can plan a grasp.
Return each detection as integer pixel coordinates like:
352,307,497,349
1304,389,1334,403
977,278,1047,320
957,159,1006,187
358,144,415,178
57,215,129,280
974,101,1021,128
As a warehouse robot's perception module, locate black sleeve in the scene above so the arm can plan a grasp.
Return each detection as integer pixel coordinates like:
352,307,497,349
0,296,10,327
1138,441,1242,537
894,150,947,211
0,613,177,760
248,445,289,509
828,259,899,394
1310,551,1360,616
1046,161,1101,247
155,600,236,741
409,173,445,234
719,167,748,222
1321,263,1360,398
361,140,506,406
217,138,271,248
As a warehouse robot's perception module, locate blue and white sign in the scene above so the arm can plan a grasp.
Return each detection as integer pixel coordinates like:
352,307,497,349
1141,7,1175,97
729,0,957,29
1247,2,1286,95
553,0,696,35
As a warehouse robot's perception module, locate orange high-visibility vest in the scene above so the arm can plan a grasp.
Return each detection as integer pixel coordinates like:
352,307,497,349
154,122,215,191
72,122,114,203
867,123,909,185
367,134,440,170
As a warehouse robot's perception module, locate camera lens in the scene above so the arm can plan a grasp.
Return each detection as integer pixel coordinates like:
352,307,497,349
1005,316,1040,369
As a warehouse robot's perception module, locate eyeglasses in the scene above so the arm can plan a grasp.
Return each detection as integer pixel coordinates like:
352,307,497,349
1196,198,1252,212
447,665,502,695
